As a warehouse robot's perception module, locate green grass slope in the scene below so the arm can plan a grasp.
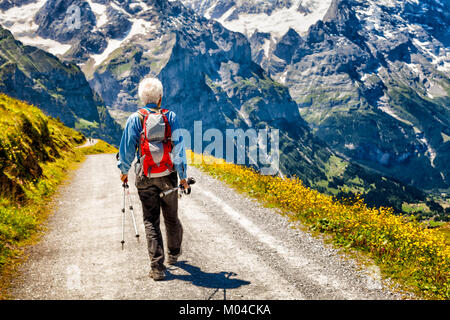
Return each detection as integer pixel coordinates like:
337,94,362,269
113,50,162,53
0,94,116,298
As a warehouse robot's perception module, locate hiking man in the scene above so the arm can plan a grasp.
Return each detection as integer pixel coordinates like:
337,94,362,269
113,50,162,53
117,77,188,281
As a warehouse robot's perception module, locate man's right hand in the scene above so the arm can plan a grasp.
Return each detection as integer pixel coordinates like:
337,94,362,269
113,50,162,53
121,174,128,184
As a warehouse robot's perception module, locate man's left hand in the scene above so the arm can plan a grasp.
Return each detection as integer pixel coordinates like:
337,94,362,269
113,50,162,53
180,179,190,191
121,174,128,184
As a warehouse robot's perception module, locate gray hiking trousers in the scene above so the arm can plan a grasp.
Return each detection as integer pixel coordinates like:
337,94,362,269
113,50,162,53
136,172,183,271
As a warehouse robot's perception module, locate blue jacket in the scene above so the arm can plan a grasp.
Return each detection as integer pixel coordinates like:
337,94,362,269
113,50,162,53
117,104,187,180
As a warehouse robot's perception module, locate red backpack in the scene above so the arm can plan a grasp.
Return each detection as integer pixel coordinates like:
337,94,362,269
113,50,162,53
138,108,174,177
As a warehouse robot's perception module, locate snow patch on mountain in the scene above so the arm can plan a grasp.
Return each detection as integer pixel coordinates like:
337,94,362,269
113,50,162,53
413,38,450,73
86,0,109,29
183,0,332,39
0,0,72,56
356,0,450,75
91,18,153,67
0,0,45,36
377,95,412,126
377,93,438,169
17,35,71,56
110,1,132,17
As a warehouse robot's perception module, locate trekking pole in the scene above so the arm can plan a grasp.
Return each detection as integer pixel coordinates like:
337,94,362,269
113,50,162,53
159,186,180,198
121,184,126,250
125,183,140,240
159,177,196,198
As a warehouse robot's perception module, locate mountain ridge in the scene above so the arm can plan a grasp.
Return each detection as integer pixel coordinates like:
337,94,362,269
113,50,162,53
0,24,122,144
183,0,450,193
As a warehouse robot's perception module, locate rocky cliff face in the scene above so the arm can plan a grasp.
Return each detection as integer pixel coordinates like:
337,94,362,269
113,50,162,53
0,25,122,144
270,0,450,191
185,0,450,192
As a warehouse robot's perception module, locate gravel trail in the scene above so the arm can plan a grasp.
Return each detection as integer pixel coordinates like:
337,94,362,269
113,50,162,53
9,154,405,300
75,139,98,149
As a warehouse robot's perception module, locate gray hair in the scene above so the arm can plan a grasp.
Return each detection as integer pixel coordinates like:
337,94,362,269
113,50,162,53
138,77,163,105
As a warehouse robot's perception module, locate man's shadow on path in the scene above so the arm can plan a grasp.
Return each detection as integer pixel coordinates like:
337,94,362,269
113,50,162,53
165,261,251,300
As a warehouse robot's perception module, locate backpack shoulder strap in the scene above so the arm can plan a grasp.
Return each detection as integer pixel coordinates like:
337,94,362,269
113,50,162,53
137,108,152,127
159,109,172,141
138,107,151,118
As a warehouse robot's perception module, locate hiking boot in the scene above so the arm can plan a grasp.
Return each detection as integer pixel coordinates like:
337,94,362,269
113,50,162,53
167,251,182,265
149,269,165,281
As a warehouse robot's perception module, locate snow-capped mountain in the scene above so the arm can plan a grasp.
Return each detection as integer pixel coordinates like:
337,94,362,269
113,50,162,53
276,0,450,191
184,0,450,192
0,0,69,56
0,0,159,63
181,0,332,39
